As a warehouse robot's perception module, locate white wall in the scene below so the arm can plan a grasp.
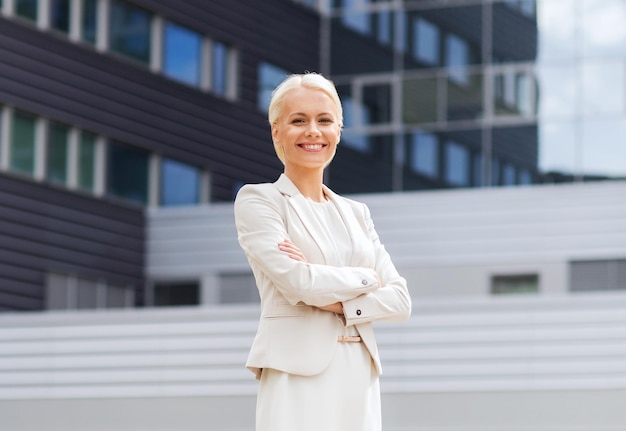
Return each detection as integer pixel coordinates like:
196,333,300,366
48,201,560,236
147,180,626,301
2,292,626,431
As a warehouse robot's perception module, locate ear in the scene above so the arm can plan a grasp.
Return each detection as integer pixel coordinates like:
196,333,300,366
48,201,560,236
271,123,279,142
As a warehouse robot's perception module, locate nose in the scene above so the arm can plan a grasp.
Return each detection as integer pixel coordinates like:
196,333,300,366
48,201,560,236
305,124,320,137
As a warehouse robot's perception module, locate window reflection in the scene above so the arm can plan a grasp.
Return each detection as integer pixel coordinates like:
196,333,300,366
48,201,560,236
110,1,152,64
258,62,289,112
160,158,200,206
47,122,69,185
403,76,439,124
78,131,97,192
107,142,149,204
51,0,70,33
363,83,392,124
413,17,440,65
410,132,439,178
15,0,37,21
10,110,37,176
82,0,98,44
445,141,469,186
447,71,483,121
446,34,469,85
164,22,202,86
212,41,229,96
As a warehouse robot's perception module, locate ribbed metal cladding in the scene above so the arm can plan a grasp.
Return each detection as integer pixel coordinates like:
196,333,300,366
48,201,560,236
0,173,145,311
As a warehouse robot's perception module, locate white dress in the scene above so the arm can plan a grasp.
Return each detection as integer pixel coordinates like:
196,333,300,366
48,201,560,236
255,198,382,431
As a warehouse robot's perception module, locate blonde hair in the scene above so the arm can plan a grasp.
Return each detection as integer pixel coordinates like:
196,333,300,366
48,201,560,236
268,72,343,164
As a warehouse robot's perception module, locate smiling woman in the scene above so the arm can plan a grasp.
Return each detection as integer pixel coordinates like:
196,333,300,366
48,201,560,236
234,73,411,431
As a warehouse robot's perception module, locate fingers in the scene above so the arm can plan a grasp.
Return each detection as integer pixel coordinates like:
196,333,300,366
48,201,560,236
278,239,307,262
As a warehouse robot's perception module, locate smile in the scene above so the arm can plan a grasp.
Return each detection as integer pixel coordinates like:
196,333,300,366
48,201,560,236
298,143,327,151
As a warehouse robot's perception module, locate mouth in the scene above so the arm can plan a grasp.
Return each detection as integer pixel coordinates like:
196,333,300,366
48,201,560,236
297,143,327,152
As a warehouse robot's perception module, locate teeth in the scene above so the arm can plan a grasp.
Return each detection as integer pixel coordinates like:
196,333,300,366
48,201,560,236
301,144,324,150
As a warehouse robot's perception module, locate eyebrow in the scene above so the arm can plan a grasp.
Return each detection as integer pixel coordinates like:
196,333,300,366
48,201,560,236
288,112,334,117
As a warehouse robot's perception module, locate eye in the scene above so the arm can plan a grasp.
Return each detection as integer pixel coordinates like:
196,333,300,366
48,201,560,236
291,118,305,124
319,118,333,124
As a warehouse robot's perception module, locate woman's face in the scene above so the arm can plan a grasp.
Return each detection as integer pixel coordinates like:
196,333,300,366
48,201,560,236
272,87,341,171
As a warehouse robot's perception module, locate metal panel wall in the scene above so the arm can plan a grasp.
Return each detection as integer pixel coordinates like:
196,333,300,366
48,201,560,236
0,173,144,311
0,0,320,202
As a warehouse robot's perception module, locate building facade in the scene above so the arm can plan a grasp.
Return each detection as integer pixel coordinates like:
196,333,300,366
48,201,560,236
0,0,319,310
0,1,624,306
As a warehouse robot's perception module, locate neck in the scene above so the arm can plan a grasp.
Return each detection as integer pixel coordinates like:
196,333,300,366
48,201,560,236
284,166,326,202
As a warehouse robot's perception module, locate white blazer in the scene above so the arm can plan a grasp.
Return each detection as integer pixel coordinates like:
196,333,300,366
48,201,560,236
234,174,411,380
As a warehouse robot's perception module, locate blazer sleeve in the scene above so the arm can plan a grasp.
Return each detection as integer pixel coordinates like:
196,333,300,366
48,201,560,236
341,203,412,325
234,184,380,307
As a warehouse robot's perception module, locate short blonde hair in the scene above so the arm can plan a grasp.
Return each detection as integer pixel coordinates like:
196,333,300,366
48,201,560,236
268,72,343,164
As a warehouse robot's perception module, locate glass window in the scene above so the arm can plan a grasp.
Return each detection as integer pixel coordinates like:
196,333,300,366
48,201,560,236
109,0,151,64
539,122,577,179
107,285,129,308
570,259,626,292
581,0,626,57
537,63,577,120
503,163,516,185
340,94,370,153
341,0,371,35
46,273,70,310
10,110,37,176
211,41,229,96
447,71,483,122
491,157,501,186
163,22,202,86
51,0,71,34
153,282,200,306
519,169,532,185
581,118,626,179
582,60,625,116
403,76,439,124
445,141,469,186
413,17,440,65
160,158,200,206
410,132,438,178
82,0,98,44
77,278,99,309
15,0,37,21
377,10,392,46
107,142,149,204
258,62,288,112
473,153,484,187
47,122,69,185
446,34,469,85
492,274,539,295
78,131,97,191
363,83,392,124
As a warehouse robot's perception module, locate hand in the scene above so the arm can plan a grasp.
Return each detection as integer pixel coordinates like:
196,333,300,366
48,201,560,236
318,302,344,315
278,239,307,263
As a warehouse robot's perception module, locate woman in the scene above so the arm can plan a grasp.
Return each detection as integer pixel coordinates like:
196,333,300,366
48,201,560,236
234,72,411,431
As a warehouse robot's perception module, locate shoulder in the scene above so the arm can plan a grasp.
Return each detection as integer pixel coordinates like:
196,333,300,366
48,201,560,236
236,182,281,200
234,182,284,214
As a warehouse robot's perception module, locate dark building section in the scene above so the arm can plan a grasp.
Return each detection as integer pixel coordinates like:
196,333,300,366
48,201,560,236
0,0,321,311
0,1,320,201
0,173,144,311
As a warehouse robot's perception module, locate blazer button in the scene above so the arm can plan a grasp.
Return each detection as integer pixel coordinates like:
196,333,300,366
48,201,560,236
361,279,368,285
356,309,362,316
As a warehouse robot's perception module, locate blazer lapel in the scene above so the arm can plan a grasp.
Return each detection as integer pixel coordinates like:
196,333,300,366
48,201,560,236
324,185,375,269
274,174,329,264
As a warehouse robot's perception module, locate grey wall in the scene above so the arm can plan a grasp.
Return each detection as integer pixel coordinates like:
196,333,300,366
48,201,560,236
0,173,144,311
